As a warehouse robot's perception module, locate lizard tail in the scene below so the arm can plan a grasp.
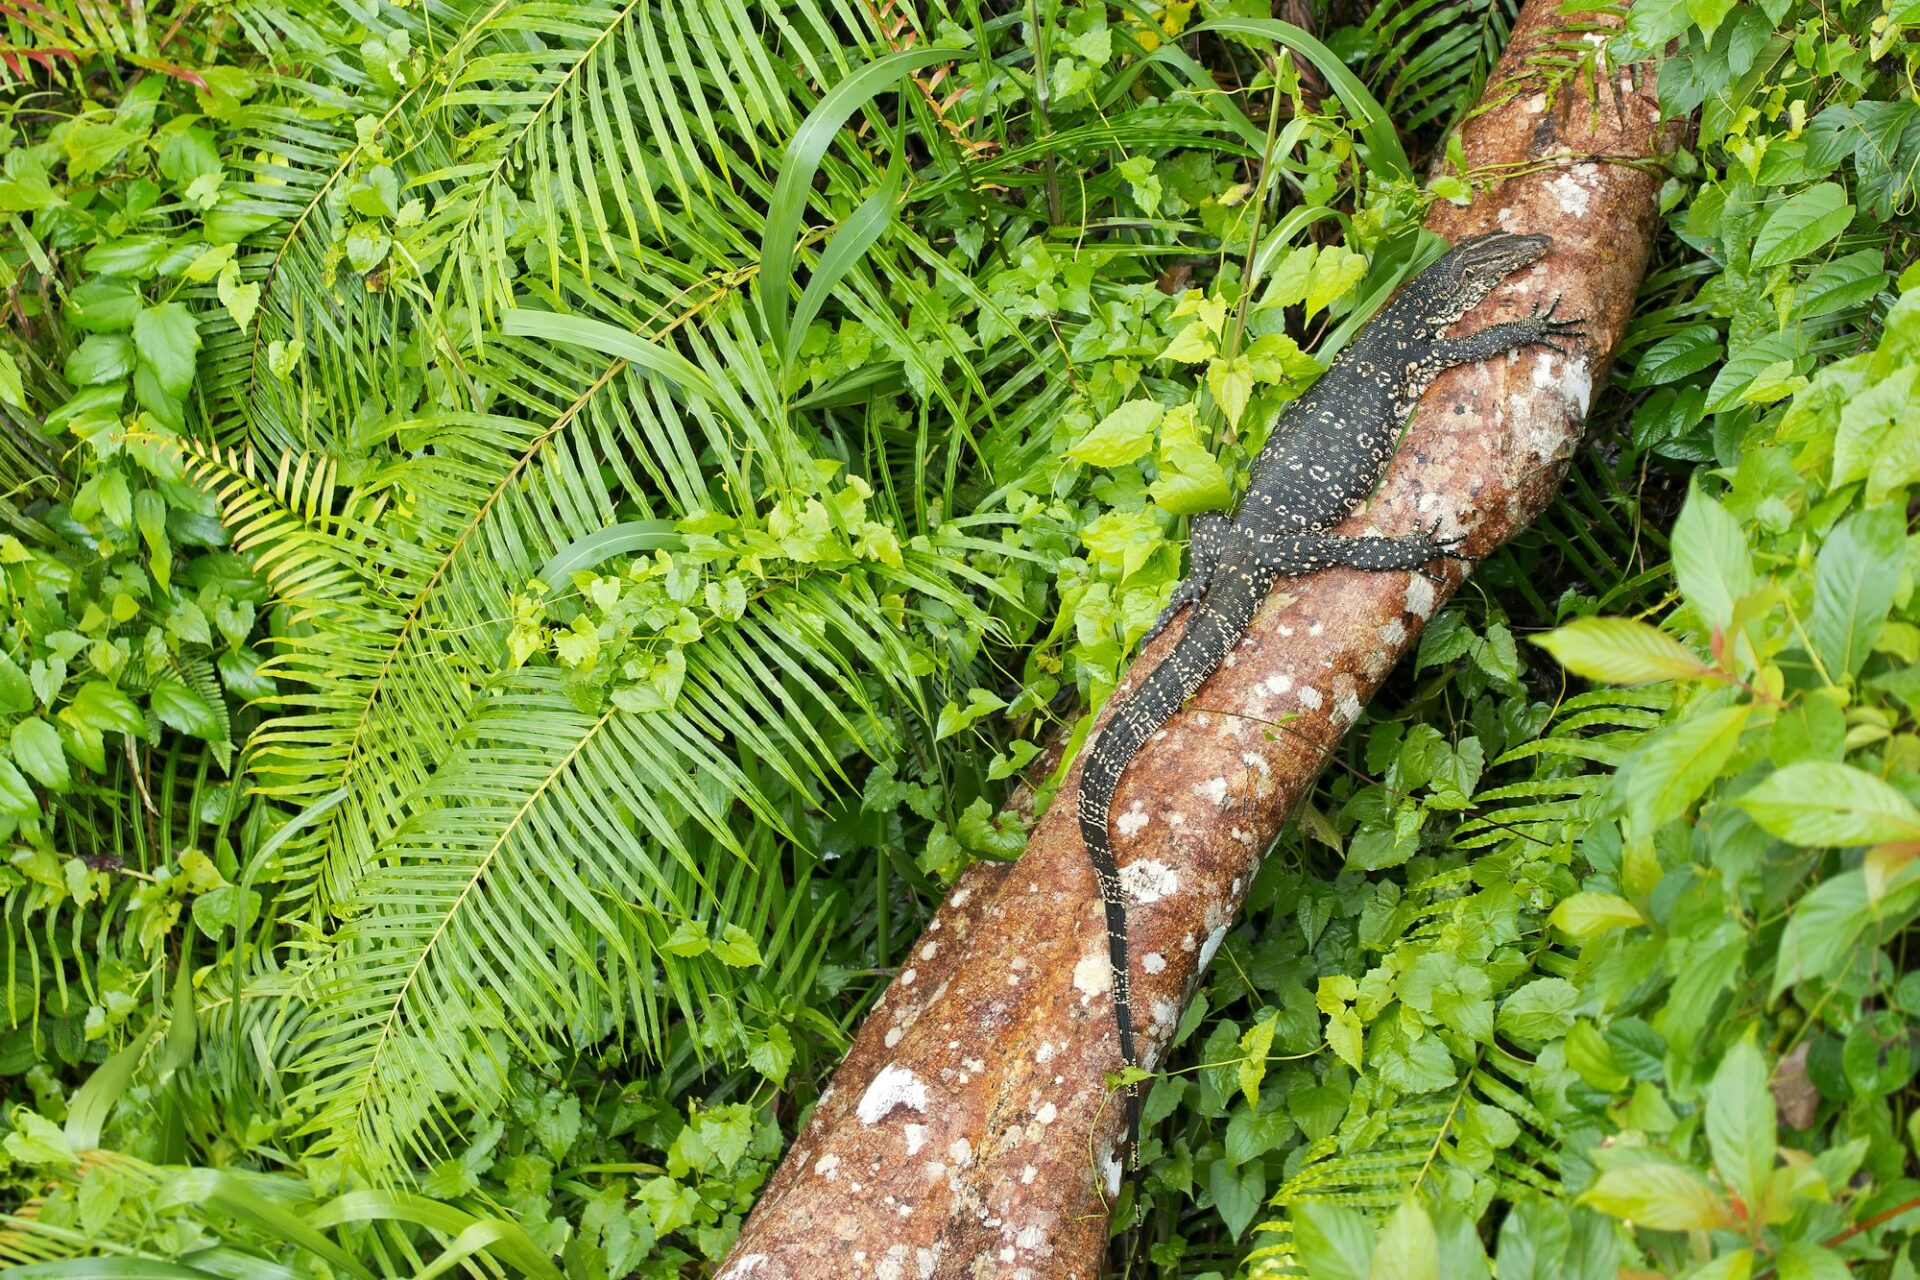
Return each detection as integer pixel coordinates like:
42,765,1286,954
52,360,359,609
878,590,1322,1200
1076,565,1265,1173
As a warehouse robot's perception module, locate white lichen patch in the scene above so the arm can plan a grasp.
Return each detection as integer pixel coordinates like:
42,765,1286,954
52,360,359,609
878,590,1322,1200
1101,1145,1125,1197
1296,685,1324,711
1263,673,1294,697
920,940,938,960
950,888,971,908
1531,350,1594,416
949,1138,973,1165
1546,170,1591,217
1153,999,1179,1027
1020,1165,1038,1185
1378,619,1407,647
1230,826,1254,844
1197,924,1228,972
885,1026,903,1048
1073,951,1113,998
1036,1102,1058,1125
720,1254,769,1280
1121,859,1180,904
1405,574,1437,618
1116,804,1149,837
815,1153,842,1178
1195,776,1229,805
900,967,917,987
858,1065,929,1125
1035,1040,1055,1063
903,1123,927,1155
1143,952,1166,974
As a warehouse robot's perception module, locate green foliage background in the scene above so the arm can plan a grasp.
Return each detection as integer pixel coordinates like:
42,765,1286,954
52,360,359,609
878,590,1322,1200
0,0,1916,1276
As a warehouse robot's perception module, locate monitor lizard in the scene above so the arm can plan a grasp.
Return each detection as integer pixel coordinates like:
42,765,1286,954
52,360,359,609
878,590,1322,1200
1074,231,1580,1170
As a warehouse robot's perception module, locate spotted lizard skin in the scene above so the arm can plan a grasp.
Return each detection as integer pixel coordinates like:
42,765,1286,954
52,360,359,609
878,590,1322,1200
1075,231,1580,1167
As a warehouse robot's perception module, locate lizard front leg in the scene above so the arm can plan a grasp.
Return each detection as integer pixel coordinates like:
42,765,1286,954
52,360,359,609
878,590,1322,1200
1411,297,1584,392
1141,511,1232,648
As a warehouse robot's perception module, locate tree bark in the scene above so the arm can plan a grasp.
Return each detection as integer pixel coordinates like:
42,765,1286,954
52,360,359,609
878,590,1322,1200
721,1,1679,1275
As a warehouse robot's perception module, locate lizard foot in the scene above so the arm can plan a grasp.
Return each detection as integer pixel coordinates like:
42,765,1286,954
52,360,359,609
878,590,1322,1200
1416,518,1476,582
1525,296,1585,357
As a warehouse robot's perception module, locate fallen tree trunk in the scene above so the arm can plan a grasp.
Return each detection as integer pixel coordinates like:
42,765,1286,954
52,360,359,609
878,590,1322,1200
722,1,1678,1274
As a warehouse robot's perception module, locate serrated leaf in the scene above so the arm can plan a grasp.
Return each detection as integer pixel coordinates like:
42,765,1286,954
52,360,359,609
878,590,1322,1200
1068,399,1163,466
1738,762,1920,846
1579,1163,1733,1230
1550,892,1645,937
1534,617,1708,684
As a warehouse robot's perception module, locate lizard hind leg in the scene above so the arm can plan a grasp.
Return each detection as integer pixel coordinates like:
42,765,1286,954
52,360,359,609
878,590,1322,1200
1141,511,1233,649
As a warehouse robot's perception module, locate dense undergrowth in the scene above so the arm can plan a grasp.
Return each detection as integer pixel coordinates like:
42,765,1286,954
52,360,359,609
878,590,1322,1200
0,0,1916,1276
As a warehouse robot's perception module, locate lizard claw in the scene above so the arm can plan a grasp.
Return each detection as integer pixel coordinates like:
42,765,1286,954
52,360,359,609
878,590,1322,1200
1423,516,1477,563
1530,295,1585,352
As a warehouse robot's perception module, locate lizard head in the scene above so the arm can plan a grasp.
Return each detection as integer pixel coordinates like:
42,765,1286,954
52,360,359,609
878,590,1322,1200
1422,232,1551,324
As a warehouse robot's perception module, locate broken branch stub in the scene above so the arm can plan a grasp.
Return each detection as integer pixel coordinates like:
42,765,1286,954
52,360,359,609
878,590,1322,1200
722,0,1680,1274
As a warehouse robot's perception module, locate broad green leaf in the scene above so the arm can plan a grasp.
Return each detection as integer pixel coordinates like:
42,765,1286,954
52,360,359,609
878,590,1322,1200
1160,321,1218,363
217,260,260,332
1624,703,1751,836
0,757,38,818
1305,247,1369,320
1237,1012,1277,1106
1752,182,1852,268
4,1110,76,1172
61,682,144,738
1682,1250,1754,1280
1738,762,1920,846
1293,1202,1375,1280
1579,1163,1733,1230
1809,505,1903,679
1068,399,1163,466
12,716,68,792
1831,366,1920,503
132,302,199,401
1671,487,1752,630
1533,617,1708,684
67,276,142,331
1209,1157,1263,1238
1771,869,1874,998
1207,355,1254,426
1370,1198,1440,1280
1705,1036,1776,1211
1774,1243,1851,1280
1151,433,1233,514
64,333,134,386
1496,977,1578,1042
1688,0,1735,41
1707,330,1801,413
1629,324,1724,387
712,924,763,967
1550,893,1645,937
150,679,224,742
0,652,33,712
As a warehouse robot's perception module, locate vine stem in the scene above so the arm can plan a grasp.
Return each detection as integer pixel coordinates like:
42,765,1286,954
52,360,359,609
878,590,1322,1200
1752,1194,1920,1279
